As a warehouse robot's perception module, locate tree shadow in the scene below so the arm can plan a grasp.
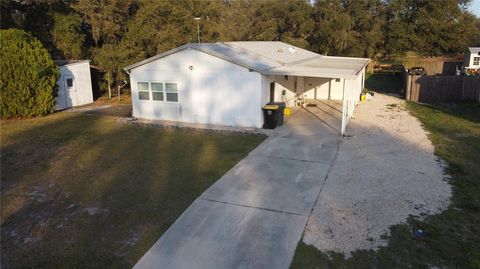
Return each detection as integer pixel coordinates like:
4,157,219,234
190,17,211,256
365,74,403,94
1,111,263,268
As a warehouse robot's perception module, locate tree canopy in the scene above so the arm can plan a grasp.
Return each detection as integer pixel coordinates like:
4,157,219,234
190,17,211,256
1,0,479,88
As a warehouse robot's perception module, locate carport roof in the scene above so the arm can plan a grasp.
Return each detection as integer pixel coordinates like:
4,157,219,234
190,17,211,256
124,42,370,79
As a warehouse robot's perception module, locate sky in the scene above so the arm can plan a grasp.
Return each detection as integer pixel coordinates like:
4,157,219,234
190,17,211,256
471,0,480,17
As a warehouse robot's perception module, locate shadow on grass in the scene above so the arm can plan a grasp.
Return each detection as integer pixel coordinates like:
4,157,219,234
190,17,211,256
365,73,403,94
290,102,480,269
1,112,264,268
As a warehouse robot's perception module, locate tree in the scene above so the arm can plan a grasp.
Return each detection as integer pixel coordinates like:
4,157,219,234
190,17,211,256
309,0,352,56
51,12,86,59
384,0,479,56
0,29,59,118
93,42,143,96
124,0,192,57
247,0,313,48
342,0,386,58
72,0,136,46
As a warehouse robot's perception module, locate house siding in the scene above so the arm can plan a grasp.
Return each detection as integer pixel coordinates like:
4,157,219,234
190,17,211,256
130,49,264,128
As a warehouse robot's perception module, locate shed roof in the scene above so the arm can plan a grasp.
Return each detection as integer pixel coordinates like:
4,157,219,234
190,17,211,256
124,42,370,79
468,47,480,53
55,60,90,67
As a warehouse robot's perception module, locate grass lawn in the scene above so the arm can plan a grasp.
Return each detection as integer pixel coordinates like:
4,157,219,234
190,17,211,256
291,101,480,268
1,112,264,268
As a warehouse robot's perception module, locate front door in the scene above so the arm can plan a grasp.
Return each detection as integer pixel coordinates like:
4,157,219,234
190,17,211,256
65,76,78,107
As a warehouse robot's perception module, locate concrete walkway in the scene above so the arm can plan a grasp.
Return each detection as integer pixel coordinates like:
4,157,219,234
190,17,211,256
133,101,342,269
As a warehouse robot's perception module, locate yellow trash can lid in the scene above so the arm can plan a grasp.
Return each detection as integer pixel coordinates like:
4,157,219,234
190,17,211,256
263,105,279,110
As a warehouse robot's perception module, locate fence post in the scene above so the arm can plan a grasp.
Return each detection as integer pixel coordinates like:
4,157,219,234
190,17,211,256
405,73,411,101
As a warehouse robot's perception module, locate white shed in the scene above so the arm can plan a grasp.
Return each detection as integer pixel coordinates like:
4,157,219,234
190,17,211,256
124,42,369,135
55,60,94,110
463,47,480,70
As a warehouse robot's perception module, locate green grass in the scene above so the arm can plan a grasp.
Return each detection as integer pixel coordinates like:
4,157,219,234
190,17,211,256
291,102,480,269
1,112,264,268
365,73,403,93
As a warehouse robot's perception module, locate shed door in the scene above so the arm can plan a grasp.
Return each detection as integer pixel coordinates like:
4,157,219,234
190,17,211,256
65,76,78,107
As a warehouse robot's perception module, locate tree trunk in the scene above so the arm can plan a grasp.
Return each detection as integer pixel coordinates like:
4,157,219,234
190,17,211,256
107,72,111,99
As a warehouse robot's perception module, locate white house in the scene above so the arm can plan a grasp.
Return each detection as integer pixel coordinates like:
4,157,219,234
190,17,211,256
124,42,369,134
55,60,94,110
463,47,480,74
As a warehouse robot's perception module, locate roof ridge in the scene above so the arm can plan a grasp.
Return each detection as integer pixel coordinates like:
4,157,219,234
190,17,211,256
222,42,287,66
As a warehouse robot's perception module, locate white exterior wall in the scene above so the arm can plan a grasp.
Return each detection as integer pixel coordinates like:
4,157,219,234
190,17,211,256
55,61,93,110
261,75,345,107
129,49,263,128
341,67,365,135
262,75,297,107
329,78,344,100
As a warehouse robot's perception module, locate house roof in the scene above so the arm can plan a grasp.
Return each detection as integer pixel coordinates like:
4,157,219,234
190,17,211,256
468,47,480,54
55,60,90,67
124,42,370,79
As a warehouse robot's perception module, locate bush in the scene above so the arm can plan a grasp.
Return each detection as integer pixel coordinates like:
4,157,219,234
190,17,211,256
0,29,59,118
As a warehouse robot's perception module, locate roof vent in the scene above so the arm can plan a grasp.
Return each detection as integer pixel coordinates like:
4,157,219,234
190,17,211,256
288,47,296,54
277,48,283,53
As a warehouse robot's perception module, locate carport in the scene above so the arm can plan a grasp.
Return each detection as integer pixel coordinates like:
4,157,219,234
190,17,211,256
262,56,369,135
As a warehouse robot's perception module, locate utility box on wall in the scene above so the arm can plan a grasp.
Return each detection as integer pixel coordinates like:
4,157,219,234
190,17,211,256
54,60,94,110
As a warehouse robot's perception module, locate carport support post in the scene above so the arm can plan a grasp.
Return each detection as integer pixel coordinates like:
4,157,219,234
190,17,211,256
341,79,347,135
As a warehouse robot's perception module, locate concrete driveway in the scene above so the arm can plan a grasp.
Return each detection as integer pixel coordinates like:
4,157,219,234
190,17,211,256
133,101,342,269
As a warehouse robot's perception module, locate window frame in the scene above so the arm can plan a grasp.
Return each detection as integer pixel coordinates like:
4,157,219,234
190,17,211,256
164,82,179,103
473,57,480,66
150,82,165,102
136,81,179,103
66,78,74,87
137,82,150,101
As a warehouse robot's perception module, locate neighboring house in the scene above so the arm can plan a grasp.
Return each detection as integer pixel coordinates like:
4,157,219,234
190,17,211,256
124,42,369,134
463,47,480,74
55,60,93,110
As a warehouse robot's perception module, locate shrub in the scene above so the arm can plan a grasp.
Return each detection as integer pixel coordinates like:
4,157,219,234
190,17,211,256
0,29,59,118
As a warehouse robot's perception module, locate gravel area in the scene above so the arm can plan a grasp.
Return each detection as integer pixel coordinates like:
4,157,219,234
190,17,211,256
302,93,451,256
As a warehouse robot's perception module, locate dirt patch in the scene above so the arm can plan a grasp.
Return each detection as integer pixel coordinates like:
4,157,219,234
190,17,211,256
302,93,451,256
68,103,132,117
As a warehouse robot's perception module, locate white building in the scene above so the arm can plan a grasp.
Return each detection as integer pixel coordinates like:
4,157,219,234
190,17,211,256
124,42,369,134
463,47,480,73
55,60,94,110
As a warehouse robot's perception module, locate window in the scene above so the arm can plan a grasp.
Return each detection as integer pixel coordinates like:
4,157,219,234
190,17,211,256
165,83,178,102
66,78,73,87
138,82,149,100
137,82,178,102
335,78,341,82
151,83,164,101
473,57,480,66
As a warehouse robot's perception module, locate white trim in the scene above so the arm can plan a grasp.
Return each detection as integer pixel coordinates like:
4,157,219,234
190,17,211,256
341,79,347,135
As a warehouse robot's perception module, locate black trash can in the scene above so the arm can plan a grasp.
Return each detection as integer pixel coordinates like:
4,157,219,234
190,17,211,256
262,105,279,129
268,102,286,126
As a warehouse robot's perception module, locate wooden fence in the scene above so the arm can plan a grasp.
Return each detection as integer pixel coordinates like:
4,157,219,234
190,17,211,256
405,74,480,103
